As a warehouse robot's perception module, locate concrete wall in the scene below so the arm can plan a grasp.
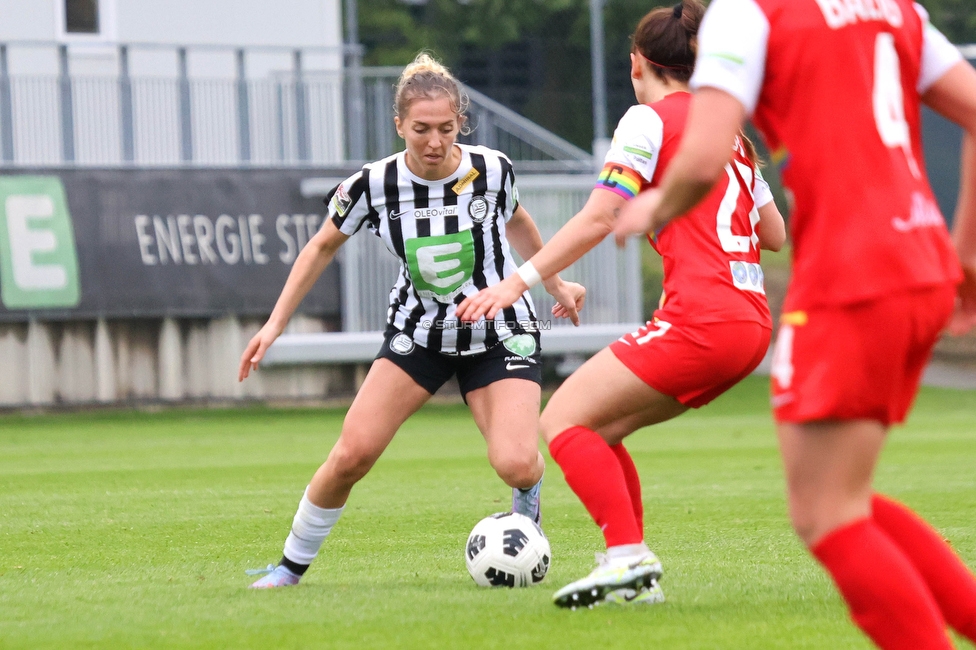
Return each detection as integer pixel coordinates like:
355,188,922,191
0,314,356,407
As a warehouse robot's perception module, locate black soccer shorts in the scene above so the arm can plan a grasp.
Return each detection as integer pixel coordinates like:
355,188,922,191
375,328,542,398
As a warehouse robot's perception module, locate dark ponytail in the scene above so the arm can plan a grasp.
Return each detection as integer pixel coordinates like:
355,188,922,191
740,131,763,168
632,0,706,84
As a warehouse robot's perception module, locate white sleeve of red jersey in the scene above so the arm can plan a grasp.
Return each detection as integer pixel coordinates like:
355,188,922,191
603,104,665,182
689,0,769,116
914,4,964,93
753,168,774,209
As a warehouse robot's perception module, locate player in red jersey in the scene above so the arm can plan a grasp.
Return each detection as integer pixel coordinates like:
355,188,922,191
457,0,786,608
614,0,976,647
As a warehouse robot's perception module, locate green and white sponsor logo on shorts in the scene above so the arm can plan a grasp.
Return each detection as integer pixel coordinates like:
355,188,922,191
503,334,536,358
405,230,476,302
0,176,81,309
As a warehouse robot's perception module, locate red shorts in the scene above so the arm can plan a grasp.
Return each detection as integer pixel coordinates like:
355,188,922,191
770,283,956,425
610,318,771,408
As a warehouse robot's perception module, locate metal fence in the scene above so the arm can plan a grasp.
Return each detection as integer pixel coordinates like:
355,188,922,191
355,67,593,172
0,44,592,171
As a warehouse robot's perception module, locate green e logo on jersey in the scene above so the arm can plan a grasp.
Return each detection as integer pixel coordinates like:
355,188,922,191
405,230,475,302
0,176,81,309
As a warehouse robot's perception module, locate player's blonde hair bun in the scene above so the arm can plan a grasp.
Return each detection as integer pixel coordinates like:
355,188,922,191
400,52,450,81
394,52,470,132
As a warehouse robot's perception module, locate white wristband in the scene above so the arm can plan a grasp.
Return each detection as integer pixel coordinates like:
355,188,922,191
516,261,543,289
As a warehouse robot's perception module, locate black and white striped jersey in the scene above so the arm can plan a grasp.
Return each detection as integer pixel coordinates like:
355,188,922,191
327,144,538,355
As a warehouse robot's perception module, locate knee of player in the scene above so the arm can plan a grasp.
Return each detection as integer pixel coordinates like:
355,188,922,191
538,411,566,445
784,502,825,547
327,438,380,482
490,452,539,488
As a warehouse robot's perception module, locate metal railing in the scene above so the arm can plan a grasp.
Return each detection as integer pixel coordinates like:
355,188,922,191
257,173,643,367
300,174,641,334
354,67,593,172
0,44,592,171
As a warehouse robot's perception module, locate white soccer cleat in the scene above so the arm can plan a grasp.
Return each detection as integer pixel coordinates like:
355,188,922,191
553,552,663,609
603,579,666,606
246,564,301,589
512,475,543,525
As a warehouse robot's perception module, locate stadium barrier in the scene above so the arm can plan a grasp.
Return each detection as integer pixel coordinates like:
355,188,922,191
0,314,356,406
0,315,646,408
0,172,642,407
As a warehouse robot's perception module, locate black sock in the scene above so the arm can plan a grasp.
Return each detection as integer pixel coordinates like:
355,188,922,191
280,556,310,576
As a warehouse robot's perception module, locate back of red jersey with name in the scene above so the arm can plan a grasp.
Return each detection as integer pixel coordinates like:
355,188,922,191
752,0,960,309
649,93,772,326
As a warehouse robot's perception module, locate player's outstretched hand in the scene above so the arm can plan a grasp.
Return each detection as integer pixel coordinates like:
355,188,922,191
614,187,662,247
238,323,283,381
948,266,976,335
457,275,525,323
544,278,586,327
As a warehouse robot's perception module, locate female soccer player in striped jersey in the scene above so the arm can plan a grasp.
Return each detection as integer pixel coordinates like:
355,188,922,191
614,0,976,647
239,52,585,589
458,0,786,608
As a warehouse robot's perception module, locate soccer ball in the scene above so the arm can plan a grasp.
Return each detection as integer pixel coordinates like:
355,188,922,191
465,512,551,588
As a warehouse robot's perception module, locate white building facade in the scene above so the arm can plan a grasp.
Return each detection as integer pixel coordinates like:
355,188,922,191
0,0,343,74
0,0,345,166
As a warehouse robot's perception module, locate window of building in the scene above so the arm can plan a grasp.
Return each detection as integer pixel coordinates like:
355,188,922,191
56,0,116,43
65,0,99,34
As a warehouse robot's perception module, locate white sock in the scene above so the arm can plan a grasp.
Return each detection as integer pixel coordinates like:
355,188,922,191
606,542,651,563
282,487,344,566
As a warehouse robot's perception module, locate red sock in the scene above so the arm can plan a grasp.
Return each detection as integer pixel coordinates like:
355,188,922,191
610,443,643,534
548,426,642,547
811,518,951,650
873,494,976,642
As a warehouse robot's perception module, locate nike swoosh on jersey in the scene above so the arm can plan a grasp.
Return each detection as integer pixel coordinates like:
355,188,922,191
506,363,530,370
388,209,407,220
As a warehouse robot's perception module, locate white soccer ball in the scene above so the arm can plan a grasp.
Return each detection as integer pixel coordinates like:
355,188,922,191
465,512,551,588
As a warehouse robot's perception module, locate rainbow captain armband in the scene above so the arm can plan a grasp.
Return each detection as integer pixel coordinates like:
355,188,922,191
595,163,643,200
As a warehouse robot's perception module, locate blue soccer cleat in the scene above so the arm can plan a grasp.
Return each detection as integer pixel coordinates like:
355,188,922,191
512,475,543,525
246,564,300,589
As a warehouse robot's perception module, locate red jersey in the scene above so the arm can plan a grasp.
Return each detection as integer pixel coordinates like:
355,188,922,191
597,92,773,326
692,0,964,310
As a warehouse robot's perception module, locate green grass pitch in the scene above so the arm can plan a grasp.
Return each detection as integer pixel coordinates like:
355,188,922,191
1,376,974,649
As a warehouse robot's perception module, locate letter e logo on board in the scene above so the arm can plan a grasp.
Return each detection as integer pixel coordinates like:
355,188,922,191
0,176,81,309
